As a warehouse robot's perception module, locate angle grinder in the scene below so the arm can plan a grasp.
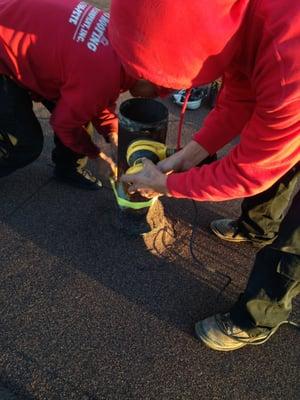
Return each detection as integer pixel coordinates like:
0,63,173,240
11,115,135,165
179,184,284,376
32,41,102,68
125,139,175,175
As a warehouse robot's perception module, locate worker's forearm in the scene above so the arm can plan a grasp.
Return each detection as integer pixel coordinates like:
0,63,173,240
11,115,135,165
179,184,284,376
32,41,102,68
180,140,209,170
158,140,209,173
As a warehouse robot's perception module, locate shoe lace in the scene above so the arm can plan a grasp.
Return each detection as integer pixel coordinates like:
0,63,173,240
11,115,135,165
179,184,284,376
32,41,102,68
247,320,300,346
217,313,300,346
230,221,250,239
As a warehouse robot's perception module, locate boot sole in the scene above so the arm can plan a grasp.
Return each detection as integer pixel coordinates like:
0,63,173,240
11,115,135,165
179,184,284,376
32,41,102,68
210,224,271,247
195,322,246,352
210,224,251,243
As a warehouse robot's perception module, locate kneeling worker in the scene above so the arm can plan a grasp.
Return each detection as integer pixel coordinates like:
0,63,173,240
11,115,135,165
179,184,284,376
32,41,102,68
0,0,155,188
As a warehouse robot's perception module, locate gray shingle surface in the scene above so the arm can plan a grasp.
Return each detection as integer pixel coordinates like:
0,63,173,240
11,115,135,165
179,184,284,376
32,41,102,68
0,2,299,398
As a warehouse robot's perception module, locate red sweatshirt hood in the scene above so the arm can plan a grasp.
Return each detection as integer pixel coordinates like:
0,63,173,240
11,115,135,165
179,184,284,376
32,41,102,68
109,0,250,89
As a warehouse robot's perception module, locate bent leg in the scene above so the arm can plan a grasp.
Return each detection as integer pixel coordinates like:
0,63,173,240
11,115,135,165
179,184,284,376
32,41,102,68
0,76,43,177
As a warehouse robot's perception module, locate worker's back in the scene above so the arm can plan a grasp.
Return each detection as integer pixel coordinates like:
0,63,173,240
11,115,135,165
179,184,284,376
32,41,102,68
0,0,114,101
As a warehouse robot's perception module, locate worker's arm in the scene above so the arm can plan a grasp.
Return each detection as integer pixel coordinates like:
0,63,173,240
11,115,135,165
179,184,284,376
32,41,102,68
50,97,100,158
193,72,255,155
122,104,300,201
92,103,118,145
165,51,300,201
166,103,300,201
50,43,124,157
158,72,255,174
122,70,300,201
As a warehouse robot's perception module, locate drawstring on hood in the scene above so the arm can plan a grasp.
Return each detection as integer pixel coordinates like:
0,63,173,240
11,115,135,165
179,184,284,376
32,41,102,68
177,88,192,150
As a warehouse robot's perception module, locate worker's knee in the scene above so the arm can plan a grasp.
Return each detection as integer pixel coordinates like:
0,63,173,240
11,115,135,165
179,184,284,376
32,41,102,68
31,123,44,156
18,126,44,167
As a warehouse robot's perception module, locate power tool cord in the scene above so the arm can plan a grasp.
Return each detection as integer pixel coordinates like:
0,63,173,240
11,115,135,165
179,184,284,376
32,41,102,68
176,88,192,150
175,89,232,297
101,178,232,299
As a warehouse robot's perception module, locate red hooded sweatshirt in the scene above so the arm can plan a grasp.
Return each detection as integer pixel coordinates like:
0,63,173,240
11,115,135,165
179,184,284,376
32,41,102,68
0,0,135,157
109,0,300,201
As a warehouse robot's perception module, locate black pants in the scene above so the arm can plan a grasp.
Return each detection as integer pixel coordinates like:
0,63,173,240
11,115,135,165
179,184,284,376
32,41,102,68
230,164,300,333
0,76,86,177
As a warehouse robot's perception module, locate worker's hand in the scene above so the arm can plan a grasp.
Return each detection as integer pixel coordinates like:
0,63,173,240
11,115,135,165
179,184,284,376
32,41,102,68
120,158,169,198
108,131,118,148
157,140,209,173
157,150,184,174
98,135,117,178
107,131,118,163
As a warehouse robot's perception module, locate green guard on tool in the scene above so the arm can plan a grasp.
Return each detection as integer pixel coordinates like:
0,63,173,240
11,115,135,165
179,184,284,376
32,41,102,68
110,177,157,210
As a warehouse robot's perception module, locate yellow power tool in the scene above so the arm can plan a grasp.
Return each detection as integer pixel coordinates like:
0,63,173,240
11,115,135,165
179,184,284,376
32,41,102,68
125,139,175,175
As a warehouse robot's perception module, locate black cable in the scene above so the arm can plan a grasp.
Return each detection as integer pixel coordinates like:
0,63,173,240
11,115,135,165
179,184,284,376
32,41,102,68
145,198,232,300
46,162,232,299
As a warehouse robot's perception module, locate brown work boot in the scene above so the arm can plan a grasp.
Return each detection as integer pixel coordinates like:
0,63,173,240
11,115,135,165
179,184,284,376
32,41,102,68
210,219,251,243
